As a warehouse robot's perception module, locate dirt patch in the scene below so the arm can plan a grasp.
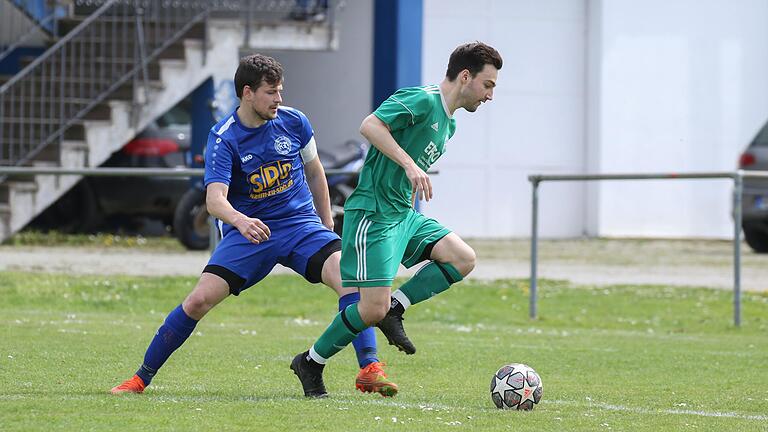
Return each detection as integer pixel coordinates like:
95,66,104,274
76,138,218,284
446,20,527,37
1,239,766,291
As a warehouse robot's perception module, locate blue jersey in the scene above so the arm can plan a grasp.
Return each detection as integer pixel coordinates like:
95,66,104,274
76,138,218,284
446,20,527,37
204,106,316,231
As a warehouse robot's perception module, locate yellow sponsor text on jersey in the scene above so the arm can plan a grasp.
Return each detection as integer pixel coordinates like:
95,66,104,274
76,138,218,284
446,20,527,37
248,160,292,196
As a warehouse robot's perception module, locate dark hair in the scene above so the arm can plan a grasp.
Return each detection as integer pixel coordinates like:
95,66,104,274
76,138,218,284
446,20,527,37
445,42,503,81
234,54,283,98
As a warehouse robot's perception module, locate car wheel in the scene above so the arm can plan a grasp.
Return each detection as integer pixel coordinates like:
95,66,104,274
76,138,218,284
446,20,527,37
743,223,768,253
173,187,210,250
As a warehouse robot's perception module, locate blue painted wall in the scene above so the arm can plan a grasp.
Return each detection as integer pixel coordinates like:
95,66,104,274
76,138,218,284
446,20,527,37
0,46,45,75
373,0,423,110
372,0,424,209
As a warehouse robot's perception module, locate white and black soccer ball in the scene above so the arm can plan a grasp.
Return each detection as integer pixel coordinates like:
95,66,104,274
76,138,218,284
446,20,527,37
490,363,543,410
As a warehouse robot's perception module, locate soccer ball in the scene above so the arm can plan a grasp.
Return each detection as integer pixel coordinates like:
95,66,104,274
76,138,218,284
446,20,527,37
489,363,543,410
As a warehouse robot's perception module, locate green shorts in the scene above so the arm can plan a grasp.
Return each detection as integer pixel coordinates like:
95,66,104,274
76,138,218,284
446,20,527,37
340,209,451,287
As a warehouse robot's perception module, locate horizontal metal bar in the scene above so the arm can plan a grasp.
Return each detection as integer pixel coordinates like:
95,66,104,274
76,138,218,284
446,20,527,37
529,170,768,183
0,167,203,176
0,167,439,177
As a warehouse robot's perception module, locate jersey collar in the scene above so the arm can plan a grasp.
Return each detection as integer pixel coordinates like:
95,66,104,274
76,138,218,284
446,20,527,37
234,107,270,132
438,87,453,118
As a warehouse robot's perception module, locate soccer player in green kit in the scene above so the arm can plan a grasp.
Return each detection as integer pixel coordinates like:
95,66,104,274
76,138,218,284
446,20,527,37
291,42,503,397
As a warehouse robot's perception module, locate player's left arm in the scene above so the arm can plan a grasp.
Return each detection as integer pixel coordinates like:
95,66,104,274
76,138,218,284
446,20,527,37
302,138,334,231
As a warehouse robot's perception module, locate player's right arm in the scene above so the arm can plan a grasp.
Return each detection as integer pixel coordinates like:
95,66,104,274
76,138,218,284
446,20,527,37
205,182,270,244
203,129,269,244
359,114,433,202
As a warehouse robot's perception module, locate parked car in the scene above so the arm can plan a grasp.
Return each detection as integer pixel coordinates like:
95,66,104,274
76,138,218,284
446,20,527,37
738,121,768,253
30,104,192,234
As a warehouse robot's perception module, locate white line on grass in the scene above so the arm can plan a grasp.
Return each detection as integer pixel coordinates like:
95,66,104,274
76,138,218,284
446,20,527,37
546,399,768,421
2,393,764,422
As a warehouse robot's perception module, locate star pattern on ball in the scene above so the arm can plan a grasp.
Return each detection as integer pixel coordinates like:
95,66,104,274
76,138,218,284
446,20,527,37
512,370,537,404
491,374,514,396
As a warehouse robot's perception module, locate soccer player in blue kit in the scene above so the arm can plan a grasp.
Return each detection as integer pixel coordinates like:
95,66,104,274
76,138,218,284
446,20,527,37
111,54,397,397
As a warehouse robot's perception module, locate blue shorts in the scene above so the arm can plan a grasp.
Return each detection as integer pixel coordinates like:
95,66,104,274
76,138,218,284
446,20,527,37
206,213,340,295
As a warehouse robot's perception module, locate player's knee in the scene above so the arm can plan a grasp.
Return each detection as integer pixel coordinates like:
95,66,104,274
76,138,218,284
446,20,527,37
453,244,476,276
368,305,389,324
182,291,215,319
358,300,389,325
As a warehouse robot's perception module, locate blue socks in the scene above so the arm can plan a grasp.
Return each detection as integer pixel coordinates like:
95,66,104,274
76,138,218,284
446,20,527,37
339,292,378,368
136,304,198,386
134,295,375,386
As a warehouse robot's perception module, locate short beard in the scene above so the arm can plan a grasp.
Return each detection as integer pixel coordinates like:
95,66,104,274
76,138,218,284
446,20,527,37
254,108,277,121
255,111,277,121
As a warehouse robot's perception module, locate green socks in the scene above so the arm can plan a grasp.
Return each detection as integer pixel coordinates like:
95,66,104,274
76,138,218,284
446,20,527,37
394,261,463,308
309,261,463,363
310,303,367,361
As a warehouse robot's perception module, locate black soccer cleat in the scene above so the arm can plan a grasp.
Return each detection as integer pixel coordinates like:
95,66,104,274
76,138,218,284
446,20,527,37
376,311,416,355
290,351,328,398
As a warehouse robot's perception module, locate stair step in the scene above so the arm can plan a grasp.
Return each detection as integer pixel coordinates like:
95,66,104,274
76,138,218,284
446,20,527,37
7,180,38,193
0,79,153,100
2,118,92,125
61,140,89,152
58,17,206,40
43,41,188,61
0,142,58,164
2,99,112,121
31,160,59,168
16,57,163,81
0,178,37,197
0,75,159,86
1,123,86,141
0,63,160,86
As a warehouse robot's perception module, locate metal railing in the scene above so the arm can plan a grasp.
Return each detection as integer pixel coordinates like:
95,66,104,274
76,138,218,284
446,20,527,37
0,164,379,252
0,0,336,173
0,0,210,171
528,170,768,327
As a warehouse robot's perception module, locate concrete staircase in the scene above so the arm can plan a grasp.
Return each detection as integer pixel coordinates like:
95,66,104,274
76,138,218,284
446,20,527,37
0,3,338,242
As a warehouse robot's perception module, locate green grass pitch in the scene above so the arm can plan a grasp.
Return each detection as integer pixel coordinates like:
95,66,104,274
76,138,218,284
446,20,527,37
1,272,766,431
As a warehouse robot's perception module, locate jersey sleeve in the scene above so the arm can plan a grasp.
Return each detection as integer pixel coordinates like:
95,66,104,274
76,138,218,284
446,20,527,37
373,87,432,132
204,131,235,187
295,109,315,149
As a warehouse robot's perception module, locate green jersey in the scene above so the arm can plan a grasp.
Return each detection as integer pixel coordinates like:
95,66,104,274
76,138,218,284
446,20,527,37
345,84,456,222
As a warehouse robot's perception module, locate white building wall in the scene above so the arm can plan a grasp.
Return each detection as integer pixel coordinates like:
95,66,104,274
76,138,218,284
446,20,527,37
421,0,587,238
589,0,768,238
421,0,768,238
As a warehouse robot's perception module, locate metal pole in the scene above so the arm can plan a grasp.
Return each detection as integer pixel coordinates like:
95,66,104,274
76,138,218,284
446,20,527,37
733,171,743,327
327,0,336,48
0,167,402,176
244,0,253,47
135,4,149,101
529,178,540,320
202,10,209,65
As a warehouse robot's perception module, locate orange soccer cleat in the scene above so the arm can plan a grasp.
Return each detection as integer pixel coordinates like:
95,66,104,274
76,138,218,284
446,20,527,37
110,374,146,394
355,362,398,397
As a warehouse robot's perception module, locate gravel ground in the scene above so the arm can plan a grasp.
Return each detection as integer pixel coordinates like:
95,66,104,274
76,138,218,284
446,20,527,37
1,238,766,291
